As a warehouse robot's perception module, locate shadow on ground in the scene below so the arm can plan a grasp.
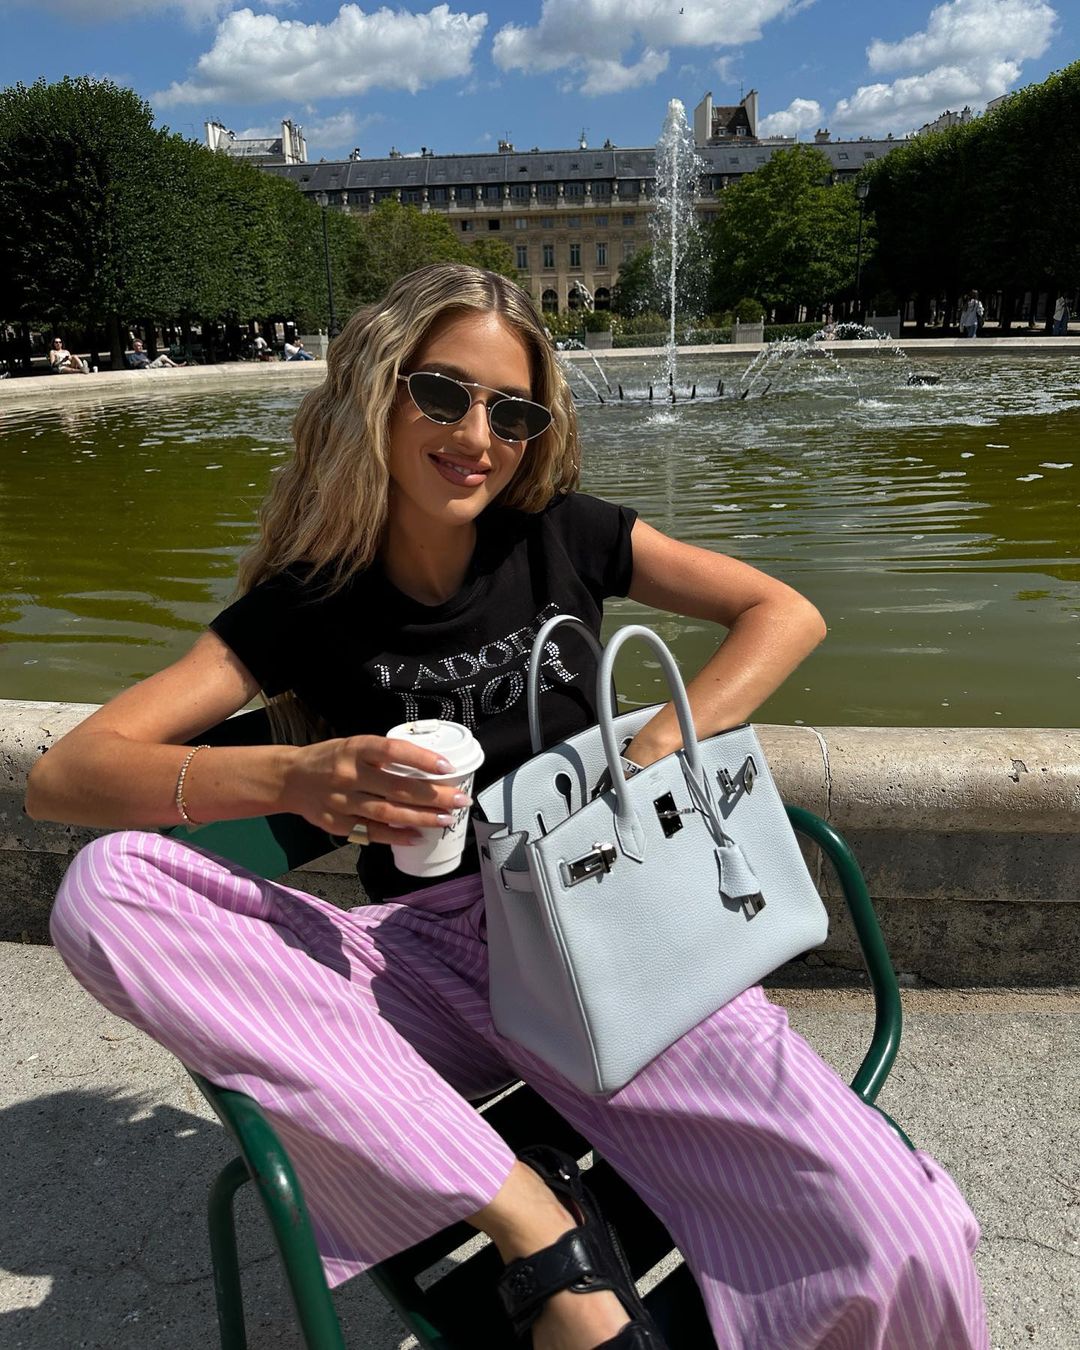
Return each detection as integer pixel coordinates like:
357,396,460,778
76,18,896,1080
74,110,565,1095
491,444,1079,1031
0,1084,410,1348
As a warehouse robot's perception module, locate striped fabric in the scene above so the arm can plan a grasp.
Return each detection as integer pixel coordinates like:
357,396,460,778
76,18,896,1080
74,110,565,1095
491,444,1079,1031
51,831,989,1349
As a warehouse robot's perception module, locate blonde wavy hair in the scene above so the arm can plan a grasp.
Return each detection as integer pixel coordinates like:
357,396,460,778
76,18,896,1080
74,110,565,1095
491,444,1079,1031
236,262,581,741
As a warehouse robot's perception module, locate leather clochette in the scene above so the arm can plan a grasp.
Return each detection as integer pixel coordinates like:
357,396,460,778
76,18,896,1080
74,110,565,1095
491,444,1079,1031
496,1146,670,1349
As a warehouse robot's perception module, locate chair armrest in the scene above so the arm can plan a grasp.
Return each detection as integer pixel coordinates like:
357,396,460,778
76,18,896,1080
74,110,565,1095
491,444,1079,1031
785,804,902,1105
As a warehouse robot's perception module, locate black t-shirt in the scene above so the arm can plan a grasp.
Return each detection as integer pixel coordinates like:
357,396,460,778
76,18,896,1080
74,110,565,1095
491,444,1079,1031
210,492,638,900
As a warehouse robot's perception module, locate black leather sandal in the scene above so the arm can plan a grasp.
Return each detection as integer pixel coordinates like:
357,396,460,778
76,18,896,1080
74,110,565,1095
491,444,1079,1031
496,1146,670,1349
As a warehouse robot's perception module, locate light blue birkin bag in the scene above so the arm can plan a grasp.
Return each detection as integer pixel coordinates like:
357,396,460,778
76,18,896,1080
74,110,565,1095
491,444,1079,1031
475,614,829,1095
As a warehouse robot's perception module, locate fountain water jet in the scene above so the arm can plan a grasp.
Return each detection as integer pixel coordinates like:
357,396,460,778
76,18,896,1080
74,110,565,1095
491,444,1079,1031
651,99,708,386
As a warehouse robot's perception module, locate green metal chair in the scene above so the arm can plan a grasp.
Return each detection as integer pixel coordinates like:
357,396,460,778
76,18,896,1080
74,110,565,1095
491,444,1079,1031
167,712,911,1349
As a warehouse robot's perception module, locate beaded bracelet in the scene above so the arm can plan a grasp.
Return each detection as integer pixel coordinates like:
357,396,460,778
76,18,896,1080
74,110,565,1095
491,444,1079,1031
175,744,210,826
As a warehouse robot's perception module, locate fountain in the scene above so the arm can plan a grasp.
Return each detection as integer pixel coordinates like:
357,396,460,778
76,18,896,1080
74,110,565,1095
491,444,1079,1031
651,99,708,377
560,100,931,407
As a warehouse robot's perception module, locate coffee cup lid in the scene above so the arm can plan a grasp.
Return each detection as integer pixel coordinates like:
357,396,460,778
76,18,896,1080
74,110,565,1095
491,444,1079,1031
385,720,485,777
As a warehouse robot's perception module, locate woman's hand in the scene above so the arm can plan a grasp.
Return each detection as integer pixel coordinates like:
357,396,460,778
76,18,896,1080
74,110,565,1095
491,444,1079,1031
281,735,472,844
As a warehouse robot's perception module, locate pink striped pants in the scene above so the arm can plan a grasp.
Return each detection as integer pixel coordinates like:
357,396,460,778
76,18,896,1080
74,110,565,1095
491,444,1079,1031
51,831,988,1349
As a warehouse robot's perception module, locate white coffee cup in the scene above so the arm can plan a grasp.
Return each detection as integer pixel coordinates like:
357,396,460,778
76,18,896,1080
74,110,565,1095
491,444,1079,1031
383,720,485,877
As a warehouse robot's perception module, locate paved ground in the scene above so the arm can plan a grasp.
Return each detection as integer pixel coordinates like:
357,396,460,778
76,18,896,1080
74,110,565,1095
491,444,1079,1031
2,942,1077,1349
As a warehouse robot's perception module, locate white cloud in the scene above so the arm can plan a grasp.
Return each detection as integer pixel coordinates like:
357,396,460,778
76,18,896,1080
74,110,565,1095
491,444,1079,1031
493,0,803,96
763,0,1059,138
867,0,1056,72
305,109,381,151
832,62,1018,134
155,3,488,106
578,49,670,96
758,97,824,137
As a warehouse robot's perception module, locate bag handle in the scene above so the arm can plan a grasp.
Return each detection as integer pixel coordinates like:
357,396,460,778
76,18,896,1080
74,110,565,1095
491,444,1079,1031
596,626,704,861
527,613,615,753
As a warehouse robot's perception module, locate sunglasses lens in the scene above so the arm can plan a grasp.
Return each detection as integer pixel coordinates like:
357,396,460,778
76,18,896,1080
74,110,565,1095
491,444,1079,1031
490,399,552,442
408,372,470,424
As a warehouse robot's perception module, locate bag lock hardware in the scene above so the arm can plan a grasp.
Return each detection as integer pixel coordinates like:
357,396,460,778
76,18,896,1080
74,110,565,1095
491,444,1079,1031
718,755,758,798
564,842,618,886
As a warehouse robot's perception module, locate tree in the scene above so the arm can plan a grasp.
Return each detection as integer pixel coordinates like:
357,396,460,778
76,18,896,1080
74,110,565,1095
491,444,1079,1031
0,77,163,363
467,236,518,281
710,144,861,318
345,201,468,306
868,60,1080,329
611,247,661,317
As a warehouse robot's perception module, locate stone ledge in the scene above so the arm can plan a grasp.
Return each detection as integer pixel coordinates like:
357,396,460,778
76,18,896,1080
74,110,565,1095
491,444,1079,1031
3,700,1078,979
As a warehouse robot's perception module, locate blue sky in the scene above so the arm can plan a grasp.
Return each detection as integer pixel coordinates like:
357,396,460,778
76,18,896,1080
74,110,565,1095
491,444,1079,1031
2,0,1075,160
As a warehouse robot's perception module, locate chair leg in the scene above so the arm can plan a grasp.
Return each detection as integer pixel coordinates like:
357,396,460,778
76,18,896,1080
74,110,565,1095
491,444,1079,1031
207,1156,251,1350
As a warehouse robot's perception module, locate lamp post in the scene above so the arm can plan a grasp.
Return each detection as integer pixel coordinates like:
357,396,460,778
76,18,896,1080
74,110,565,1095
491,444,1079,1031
854,179,869,328
314,191,337,338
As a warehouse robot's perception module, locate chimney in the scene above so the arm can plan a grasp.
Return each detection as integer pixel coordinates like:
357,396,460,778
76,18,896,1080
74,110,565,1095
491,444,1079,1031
693,92,713,146
742,88,758,139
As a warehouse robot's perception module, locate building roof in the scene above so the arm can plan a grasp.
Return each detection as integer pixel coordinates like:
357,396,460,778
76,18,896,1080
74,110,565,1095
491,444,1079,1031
263,137,897,195
226,138,284,159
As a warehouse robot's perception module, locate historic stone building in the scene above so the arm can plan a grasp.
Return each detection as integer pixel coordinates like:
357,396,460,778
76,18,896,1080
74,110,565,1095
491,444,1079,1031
261,94,901,313
205,118,308,166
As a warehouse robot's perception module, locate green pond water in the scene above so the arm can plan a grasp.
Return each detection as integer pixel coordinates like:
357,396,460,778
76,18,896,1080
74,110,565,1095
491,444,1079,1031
2,350,1078,726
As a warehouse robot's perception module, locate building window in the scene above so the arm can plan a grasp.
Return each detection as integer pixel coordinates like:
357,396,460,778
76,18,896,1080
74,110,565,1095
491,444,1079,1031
431,187,447,202
595,214,608,227
516,244,528,268
622,240,635,261
460,220,474,232
538,183,556,200
569,242,581,267
541,216,554,228
593,182,611,199
566,215,580,229
402,189,420,203
594,287,611,310
596,242,607,266
514,216,528,229
543,243,555,268
565,182,584,199
488,218,501,230
458,186,473,202
622,213,634,227
511,183,530,200
838,152,849,160
485,184,502,201
542,288,558,312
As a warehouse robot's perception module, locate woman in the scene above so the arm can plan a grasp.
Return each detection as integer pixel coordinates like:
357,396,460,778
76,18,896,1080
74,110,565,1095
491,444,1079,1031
28,264,987,1350
48,336,89,374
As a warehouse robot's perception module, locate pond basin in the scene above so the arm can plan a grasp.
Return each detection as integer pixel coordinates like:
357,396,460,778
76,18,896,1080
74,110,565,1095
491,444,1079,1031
2,347,1078,727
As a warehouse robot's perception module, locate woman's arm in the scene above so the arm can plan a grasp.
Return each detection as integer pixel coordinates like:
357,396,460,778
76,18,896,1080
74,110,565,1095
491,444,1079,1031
621,519,826,768
24,631,287,828
24,631,472,840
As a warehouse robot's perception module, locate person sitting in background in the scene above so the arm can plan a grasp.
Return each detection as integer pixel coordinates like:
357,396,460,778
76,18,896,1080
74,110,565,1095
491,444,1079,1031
126,340,182,370
48,337,89,374
283,338,315,361
1052,295,1070,336
252,334,275,361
